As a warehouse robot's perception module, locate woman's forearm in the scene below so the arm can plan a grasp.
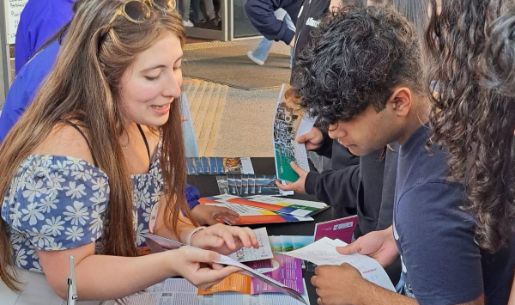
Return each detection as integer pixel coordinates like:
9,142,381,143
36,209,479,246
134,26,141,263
46,250,180,300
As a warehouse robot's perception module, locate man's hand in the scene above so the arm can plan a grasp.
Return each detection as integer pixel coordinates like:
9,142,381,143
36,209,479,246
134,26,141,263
191,204,240,225
275,162,308,193
311,263,368,305
337,226,399,267
296,127,324,150
311,262,419,305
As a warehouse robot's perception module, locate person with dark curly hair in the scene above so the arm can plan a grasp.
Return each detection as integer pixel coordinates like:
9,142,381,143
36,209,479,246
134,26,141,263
482,9,515,302
296,6,513,305
426,1,515,301
425,0,514,254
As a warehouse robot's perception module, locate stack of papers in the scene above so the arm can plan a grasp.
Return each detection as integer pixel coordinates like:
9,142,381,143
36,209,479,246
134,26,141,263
186,157,254,175
143,230,308,304
198,194,328,225
121,278,310,305
198,254,305,298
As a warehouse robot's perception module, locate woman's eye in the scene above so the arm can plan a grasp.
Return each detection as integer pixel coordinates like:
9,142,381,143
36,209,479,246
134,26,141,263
144,75,159,81
173,65,182,71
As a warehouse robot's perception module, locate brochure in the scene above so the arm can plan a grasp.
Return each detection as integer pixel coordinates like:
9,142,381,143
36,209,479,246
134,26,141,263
273,84,310,183
246,195,328,217
198,254,305,297
282,237,395,291
144,228,273,263
313,215,358,243
121,277,310,305
269,235,314,253
216,174,283,197
229,227,273,263
186,157,254,175
199,194,315,225
201,194,327,217
143,233,308,304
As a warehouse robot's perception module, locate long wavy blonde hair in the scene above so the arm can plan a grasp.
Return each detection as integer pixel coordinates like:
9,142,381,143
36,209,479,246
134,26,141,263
0,0,190,289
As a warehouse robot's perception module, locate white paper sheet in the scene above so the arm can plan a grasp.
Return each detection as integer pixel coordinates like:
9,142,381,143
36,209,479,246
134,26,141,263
282,237,395,291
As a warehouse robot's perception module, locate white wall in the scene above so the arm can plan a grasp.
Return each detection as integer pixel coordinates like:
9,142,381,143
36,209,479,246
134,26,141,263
4,0,28,44
1,0,28,104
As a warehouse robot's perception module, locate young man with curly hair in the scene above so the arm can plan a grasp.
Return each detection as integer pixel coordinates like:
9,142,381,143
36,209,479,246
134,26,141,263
294,6,513,305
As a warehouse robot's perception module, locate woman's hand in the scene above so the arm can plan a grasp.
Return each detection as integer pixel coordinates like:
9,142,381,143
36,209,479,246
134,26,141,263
191,204,240,225
189,223,258,255
171,246,240,289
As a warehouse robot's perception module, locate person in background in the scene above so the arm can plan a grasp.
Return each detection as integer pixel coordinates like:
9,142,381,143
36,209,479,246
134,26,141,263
295,6,512,305
291,0,364,77
246,8,295,67
14,0,75,73
190,0,220,28
179,0,194,27
425,0,514,256
0,39,63,143
245,0,302,52
425,0,515,297
0,1,257,304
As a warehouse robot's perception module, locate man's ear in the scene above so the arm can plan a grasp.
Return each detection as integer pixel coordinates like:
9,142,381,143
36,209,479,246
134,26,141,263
388,87,412,117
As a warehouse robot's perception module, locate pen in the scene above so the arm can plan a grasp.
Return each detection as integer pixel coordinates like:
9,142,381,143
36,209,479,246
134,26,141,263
67,256,77,305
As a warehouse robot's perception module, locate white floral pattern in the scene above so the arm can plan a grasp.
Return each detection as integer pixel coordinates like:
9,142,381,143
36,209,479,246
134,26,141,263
1,151,163,273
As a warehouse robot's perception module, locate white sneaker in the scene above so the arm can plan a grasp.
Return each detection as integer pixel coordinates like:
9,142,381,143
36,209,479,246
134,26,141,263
247,51,265,66
182,20,194,27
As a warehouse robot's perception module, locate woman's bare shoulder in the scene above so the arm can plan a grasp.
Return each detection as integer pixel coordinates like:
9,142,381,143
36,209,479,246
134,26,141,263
32,123,96,164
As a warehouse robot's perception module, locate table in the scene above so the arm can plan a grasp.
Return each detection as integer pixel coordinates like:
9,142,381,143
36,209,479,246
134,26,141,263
187,157,346,305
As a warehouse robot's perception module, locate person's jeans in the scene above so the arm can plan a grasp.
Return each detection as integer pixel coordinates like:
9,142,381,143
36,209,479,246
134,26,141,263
250,38,274,62
249,9,295,64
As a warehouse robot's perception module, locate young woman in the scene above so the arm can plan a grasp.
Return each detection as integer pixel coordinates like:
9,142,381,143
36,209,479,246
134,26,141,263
0,0,257,304
426,2,514,303
426,0,514,254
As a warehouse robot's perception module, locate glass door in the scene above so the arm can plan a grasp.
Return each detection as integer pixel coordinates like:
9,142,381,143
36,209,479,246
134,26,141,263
183,0,229,40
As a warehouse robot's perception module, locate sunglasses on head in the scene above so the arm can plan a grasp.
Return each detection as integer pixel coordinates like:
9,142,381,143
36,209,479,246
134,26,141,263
107,0,176,26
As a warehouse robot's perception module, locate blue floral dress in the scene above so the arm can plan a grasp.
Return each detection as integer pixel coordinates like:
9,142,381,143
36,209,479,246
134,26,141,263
1,151,163,273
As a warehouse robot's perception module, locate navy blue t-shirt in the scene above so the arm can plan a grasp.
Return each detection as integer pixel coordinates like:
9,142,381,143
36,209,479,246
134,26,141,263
393,125,513,305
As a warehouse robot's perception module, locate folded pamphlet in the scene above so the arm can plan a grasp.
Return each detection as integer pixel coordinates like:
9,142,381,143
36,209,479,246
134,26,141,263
282,237,395,291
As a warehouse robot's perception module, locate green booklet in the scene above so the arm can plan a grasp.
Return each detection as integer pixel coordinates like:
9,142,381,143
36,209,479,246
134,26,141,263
273,84,312,183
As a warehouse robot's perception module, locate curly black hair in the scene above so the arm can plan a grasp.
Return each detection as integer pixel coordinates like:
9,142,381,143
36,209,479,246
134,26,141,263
482,9,515,98
293,6,423,129
426,0,515,252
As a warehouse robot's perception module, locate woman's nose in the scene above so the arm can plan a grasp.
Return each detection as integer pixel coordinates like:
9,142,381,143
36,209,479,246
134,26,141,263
163,72,182,98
